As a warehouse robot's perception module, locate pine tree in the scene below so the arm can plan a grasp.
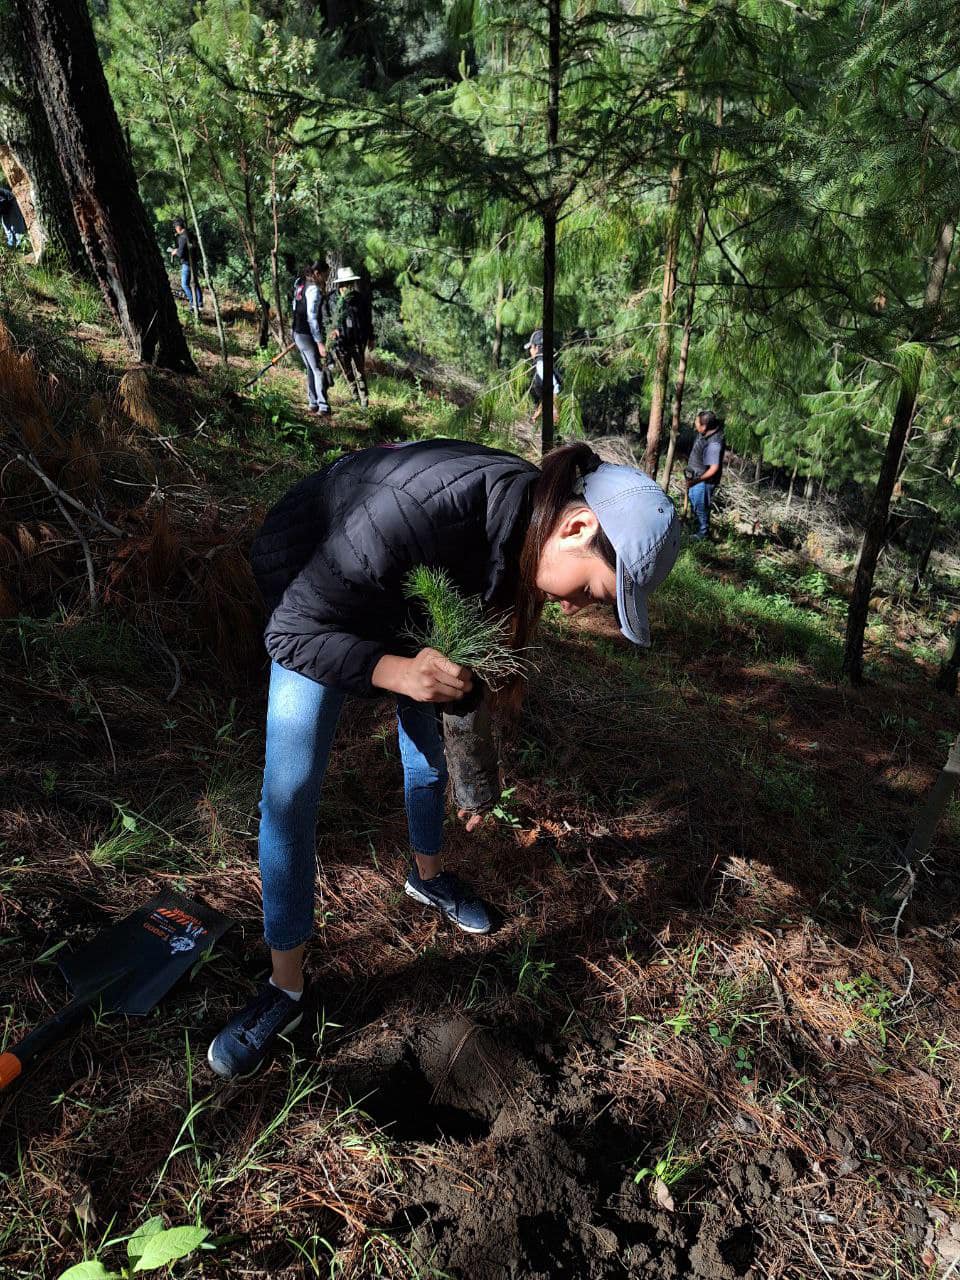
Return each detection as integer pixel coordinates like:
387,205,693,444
12,0,193,370
0,9,86,268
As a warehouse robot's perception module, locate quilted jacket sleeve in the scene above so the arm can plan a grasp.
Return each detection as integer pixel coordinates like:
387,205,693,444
263,481,440,696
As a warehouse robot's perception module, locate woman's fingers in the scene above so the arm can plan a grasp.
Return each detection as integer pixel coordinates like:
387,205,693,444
403,649,475,701
457,808,486,833
423,649,473,694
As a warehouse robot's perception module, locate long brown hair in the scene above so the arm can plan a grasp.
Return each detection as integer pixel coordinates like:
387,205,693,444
512,442,615,656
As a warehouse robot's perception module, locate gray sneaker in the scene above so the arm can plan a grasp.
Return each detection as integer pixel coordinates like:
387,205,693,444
207,981,305,1079
404,869,492,935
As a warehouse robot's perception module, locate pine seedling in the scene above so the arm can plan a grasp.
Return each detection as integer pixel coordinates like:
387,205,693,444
403,565,529,689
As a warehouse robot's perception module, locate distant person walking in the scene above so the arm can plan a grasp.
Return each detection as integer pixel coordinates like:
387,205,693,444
292,262,333,417
0,187,24,249
685,410,726,540
524,329,561,427
329,266,372,408
168,217,203,312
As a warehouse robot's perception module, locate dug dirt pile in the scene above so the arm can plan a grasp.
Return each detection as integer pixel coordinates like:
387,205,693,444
334,1013,791,1280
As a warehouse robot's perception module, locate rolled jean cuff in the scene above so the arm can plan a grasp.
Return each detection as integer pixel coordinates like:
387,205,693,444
264,928,313,951
409,839,443,858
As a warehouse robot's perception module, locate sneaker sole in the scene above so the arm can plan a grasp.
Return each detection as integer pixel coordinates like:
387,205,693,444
404,883,491,935
206,1007,305,1080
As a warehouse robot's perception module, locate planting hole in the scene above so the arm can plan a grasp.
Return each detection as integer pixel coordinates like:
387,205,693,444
359,1047,491,1143
720,1223,759,1274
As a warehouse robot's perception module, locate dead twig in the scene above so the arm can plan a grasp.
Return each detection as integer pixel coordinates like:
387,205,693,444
890,734,960,1005
586,848,618,902
48,488,97,612
3,428,125,537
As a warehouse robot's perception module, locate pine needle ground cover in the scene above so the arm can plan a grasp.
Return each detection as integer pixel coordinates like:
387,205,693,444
2,287,960,1280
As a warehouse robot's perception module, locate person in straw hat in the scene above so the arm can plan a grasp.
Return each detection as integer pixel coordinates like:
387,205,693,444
329,266,372,408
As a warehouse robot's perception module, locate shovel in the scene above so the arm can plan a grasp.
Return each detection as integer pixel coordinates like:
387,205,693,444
0,890,230,1090
242,342,296,390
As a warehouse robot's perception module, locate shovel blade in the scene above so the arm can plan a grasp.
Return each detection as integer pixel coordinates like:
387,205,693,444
58,890,230,1016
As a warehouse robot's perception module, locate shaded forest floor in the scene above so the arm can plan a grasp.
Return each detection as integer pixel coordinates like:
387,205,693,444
2,260,960,1279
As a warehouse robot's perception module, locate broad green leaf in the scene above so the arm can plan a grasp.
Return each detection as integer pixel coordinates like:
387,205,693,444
132,1226,209,1272
57,1263,120,1280
127,1216,166,1261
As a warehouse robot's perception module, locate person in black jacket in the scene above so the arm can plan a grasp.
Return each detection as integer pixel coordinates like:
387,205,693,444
684,410,726,539
207,438,680,1078
168,217,203,311
329,265,372,407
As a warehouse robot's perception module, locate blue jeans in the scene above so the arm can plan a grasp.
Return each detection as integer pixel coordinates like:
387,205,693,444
180,262,203,309
259,661,447,950
688,482,715,539
293,331,329,411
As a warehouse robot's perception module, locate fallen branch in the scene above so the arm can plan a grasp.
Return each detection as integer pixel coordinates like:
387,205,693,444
586,848,618,902
49,488,97,612
3,428,126,538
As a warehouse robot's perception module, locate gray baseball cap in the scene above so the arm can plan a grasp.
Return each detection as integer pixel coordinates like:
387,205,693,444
581,463,680,647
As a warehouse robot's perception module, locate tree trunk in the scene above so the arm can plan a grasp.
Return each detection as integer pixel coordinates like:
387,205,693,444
754,452,763,483
539,0,560,456
13,0,193,370
491,274,505,368
842,218,956,684
0,30,86,268
269,153,286,346
660,96,722,495
784,461,798,510
936,618,960,696
660,194,705,493
159,74,227,362
203,132,270,348
803,473,815,502
541,208,557,455
644,160,683,477
911,512,939,598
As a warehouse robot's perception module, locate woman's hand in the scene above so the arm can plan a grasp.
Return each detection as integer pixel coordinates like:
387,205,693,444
372,649,472,703
405,648,473,701
458,808,486,833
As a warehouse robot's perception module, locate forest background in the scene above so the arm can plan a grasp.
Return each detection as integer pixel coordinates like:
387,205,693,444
4,0,960,681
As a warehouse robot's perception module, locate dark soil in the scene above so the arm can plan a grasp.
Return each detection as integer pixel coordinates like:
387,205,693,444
332,1013,816,1280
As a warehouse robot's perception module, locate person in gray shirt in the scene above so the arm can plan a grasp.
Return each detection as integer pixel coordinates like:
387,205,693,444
291,262,332,415
684,410,725,539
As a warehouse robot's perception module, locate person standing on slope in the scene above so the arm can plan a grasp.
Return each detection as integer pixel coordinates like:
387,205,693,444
207,438,680,1079
685,410,726,540
329,266,372,408
291,262,333,417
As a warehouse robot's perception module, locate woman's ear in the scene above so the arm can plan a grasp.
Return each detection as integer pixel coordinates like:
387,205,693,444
557,505,601,545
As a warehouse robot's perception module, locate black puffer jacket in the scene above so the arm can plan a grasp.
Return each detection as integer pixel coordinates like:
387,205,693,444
251,439,538,695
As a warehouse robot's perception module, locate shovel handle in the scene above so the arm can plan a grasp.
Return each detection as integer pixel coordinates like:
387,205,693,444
0,1053,22,1088
0,991,97,1091
242,342,296,389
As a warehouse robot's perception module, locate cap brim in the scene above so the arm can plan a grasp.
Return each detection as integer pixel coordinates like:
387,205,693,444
616,556,651,647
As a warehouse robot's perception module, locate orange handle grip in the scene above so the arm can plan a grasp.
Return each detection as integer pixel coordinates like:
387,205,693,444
0,1052,23,1089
